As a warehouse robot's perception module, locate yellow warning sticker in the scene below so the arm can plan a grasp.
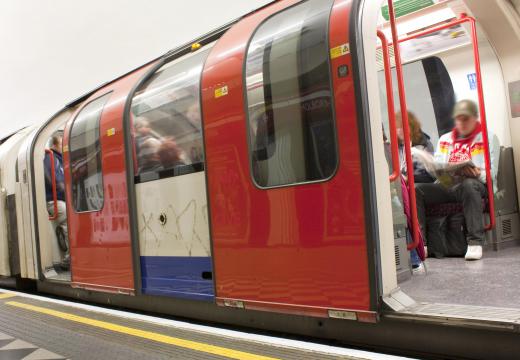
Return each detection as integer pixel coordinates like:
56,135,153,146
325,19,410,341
62,145,69,153
330,43,350,59
106,128,116,137
214,85,229,99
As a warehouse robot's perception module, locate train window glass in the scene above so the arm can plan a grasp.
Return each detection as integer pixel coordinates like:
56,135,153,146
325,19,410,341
69,93,110,212
130,48,211,182
244,0,337,188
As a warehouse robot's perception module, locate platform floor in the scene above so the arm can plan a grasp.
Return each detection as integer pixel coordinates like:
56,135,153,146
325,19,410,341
400,246,520,309
0,289,412,360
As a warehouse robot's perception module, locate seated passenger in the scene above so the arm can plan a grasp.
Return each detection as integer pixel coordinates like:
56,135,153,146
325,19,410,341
138,137,162,173
134,116,153,154
395,111,432,274
184,103,204,164
185,103,201,130
158,139,185,169
44,132,69,269
396,111,435,184
415,100,498,261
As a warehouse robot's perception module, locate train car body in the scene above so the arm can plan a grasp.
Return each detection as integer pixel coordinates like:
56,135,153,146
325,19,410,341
1,0,520,358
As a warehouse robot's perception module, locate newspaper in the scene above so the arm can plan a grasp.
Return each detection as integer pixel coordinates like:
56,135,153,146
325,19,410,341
411,148,476,188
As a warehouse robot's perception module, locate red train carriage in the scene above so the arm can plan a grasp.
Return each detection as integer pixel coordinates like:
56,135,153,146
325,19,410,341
1,0,520,358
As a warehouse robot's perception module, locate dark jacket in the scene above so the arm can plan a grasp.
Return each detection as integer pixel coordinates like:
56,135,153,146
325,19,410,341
400,131,435,183
44,149,65,202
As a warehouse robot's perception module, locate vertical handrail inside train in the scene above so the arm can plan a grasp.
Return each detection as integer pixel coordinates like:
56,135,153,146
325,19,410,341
377,30,401,183
388,14,496,231
45,149,58,221
386,0,421,250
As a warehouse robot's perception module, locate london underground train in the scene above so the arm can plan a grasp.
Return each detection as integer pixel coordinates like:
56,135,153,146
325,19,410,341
1,0,520,358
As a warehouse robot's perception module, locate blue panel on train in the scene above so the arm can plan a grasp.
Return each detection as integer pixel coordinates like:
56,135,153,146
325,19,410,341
140,256,214,301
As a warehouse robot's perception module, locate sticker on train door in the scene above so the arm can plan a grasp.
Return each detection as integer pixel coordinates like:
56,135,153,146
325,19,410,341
214,85,228,99
330,43,350,59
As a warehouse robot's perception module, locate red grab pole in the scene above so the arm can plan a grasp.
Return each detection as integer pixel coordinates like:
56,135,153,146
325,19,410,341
377,30,401,183
387,13,495,230
386,0,421,251
468,15,495,230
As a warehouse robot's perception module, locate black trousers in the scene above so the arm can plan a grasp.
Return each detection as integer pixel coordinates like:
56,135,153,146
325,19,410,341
415,178,488,245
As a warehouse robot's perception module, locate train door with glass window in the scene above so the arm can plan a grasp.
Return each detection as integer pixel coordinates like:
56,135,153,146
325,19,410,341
203,0,378,318
63,65,154,294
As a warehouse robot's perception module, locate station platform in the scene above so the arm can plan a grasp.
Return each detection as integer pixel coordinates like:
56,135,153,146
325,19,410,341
0,289,412,360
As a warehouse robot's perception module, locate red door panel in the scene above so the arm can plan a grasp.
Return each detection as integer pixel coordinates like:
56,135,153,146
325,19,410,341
63,63,156,294
203,0,372,316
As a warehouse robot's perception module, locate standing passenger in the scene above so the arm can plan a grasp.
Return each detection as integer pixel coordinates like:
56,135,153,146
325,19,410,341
44,132,69,268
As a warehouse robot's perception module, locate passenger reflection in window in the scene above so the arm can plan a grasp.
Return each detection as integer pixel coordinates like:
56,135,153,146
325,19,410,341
185,103,201,129
158,138,185,169
139,137,162,173
183,102,204,164
134,117,154,155
130,48,211,181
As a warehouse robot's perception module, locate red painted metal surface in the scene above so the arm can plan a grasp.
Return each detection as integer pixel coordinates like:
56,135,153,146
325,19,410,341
45,149,58,220
63,63,156,294
203,0,372,314
377,30,401,183
387,0,421,251
390,14,495,230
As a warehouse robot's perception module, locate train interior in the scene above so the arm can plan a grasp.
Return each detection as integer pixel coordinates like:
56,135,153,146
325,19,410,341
34,109,77,282
370,0,520,313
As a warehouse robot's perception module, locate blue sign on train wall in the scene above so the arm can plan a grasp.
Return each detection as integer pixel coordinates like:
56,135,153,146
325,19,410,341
467,73,477,90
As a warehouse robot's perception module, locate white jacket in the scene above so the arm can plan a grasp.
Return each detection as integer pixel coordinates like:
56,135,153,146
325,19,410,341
433,122,500,187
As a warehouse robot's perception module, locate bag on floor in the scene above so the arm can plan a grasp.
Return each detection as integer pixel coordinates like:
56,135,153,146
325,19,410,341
426,216,449,258
445,213,468,256
427,213,467,258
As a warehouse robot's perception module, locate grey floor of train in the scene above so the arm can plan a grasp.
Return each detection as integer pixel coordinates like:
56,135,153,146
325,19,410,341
0,289,413,360
400,246,520,308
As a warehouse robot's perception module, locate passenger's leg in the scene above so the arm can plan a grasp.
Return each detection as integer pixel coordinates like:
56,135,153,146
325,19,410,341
415,183,456,240
453,178,487,245
50,201,69,264
57,201,70,264
55,200,67,236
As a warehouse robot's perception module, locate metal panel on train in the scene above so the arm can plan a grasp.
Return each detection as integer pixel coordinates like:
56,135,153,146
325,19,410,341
202,0,372,315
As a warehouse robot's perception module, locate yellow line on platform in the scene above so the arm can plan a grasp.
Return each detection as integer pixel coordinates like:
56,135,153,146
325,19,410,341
6,301,280,360
0,293,16,299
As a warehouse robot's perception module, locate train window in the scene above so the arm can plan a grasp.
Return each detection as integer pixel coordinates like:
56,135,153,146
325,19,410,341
69,93,110,212
244,0,337,188
130,48,211,182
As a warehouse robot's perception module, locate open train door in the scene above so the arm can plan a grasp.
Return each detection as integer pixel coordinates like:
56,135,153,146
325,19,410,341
62,65,153,294
354,0,500,308
202,0,380,321
383,0,497,254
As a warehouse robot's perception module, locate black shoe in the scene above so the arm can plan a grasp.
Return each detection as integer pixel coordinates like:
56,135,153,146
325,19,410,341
60,255,70,271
